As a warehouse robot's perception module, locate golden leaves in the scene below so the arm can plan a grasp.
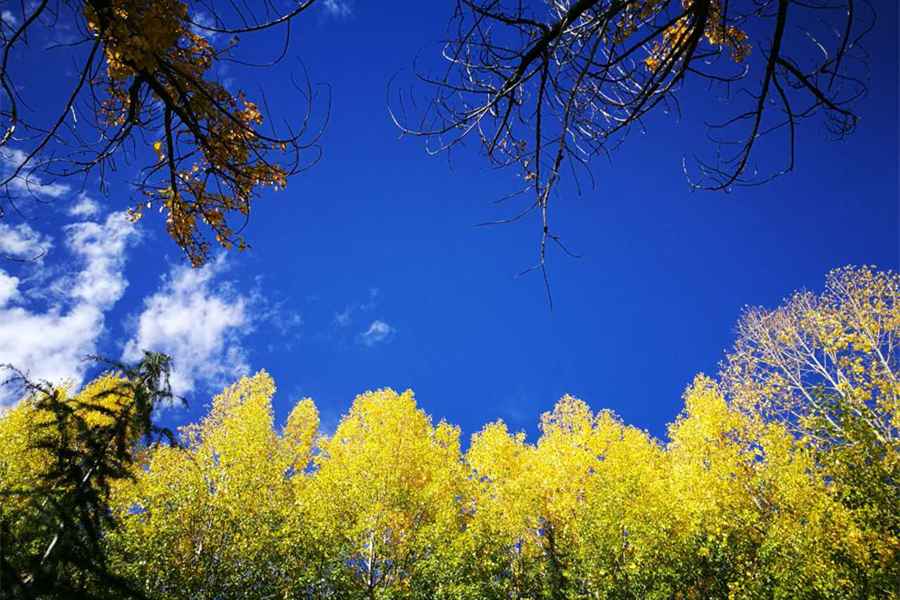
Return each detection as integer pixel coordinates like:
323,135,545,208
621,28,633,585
90,344,892,597
644,0,752,70
283,398,319,472
82,0,291,267
5,266,895,600
724,265,899,445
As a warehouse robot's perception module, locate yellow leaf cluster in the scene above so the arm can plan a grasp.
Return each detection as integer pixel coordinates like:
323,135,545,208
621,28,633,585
83,0,289,267
645,0,751,71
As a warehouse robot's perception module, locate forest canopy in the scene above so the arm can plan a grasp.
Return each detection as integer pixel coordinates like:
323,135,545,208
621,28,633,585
1,265,897,599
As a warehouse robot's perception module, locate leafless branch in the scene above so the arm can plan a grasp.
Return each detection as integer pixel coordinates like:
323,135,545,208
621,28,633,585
393,0,872,305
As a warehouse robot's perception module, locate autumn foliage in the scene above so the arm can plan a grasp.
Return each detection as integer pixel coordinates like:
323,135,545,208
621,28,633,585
2,266,898,599
1,0,322,268
83,0,293,266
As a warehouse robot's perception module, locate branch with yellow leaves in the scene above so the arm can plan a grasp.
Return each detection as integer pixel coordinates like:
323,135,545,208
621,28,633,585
0,0,329,267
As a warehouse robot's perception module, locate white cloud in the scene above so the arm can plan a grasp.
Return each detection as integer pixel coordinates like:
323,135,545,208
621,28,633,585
68,193,102,218
359,320,394,347
0,208,301,404
1,148,71,201
0,304,105,396
0,222,51,259
322,0,353,18
66,212,135,306
0,210,295,403
189,11,220,42
0,269,20,307
0,213,138,404
122,260,252,395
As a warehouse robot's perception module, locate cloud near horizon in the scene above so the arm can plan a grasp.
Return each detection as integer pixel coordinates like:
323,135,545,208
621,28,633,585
0,217,261,404
0,206,383,405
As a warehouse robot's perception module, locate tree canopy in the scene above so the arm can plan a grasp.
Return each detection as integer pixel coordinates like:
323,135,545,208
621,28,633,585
1,265,897,599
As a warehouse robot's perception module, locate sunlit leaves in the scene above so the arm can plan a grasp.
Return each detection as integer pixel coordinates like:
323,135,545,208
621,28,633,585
107,371,313,598
2,267,897,598
304,388,467,597
0,353,176,598
82,0,293,267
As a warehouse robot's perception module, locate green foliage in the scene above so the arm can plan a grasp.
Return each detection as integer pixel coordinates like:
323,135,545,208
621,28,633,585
0,352,178,599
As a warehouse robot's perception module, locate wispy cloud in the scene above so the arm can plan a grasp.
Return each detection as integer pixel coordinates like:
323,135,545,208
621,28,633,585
252,279,303,336
334,307,352,327
189,10,221,42
1,9,19,29
333,286,378,328
359,319,394,347
68,192,102,218
322,0,353,18
0,222,52,259
1,148,71,202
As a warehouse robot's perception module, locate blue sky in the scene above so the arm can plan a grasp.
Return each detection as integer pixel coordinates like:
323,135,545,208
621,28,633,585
0,0,897,442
